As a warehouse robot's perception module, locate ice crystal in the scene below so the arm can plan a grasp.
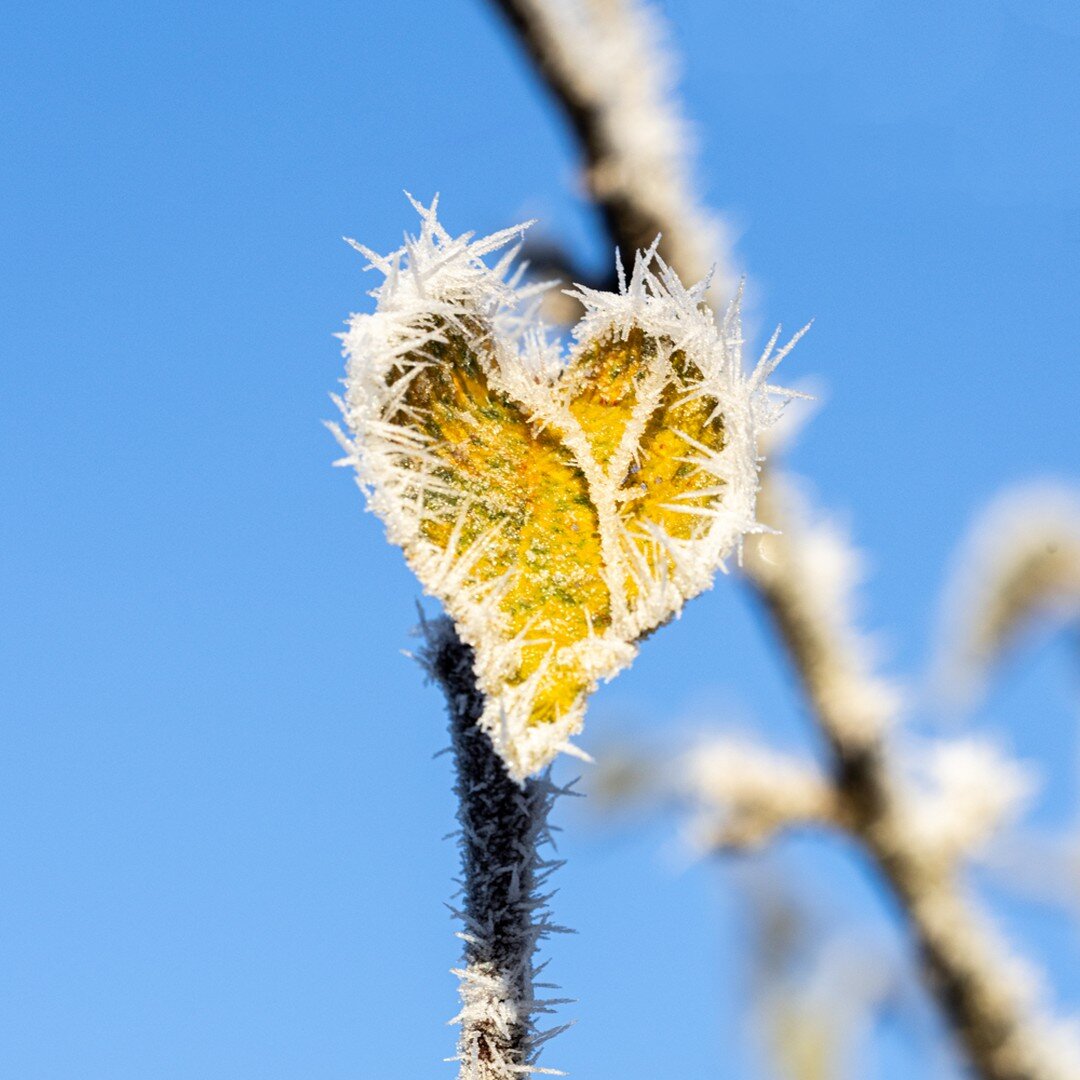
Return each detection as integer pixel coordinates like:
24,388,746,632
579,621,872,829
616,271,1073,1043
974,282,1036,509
333,198,793,779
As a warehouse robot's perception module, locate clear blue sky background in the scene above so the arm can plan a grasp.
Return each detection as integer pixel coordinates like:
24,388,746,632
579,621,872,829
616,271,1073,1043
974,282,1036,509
3,2,1079,1077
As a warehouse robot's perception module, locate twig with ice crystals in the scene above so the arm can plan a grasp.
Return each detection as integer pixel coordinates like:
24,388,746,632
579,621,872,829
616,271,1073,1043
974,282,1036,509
489,1,1080,1076
680,737,845,851
936,483,1080,709
745,475,1080,1080
419,616,572,1079
489,0,737,307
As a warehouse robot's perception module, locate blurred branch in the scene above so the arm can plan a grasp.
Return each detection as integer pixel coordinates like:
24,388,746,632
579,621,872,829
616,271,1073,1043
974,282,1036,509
490,2,1080,1077
746,475,1075,1080
489,0,737,304
935,483,1080,708
681,737,846,851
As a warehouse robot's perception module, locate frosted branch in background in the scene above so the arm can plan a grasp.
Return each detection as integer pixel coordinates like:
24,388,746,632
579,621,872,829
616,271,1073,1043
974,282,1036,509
622,719,1074,1080
681,737,843,850
745,472,902,748
740,476,1079,1080
491,0,738,305
936,483,1080,707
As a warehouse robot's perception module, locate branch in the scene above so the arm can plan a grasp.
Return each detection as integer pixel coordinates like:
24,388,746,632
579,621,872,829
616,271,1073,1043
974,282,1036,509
681,737,845,851
418,616,571,1079
934,482,1080,708
746,475,1078,1080
489,0,737,306
489,3,1080,1077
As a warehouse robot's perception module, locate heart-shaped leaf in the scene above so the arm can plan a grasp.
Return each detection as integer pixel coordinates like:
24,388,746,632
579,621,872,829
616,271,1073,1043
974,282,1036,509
333,198,796,780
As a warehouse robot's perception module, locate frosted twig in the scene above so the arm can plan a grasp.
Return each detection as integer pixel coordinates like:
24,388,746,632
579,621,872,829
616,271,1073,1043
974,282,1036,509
681,737,844,850
418,616,571,1079
489,0,737,306
489,2,1080,1076
746,475,1080,1080
935,483,1080,708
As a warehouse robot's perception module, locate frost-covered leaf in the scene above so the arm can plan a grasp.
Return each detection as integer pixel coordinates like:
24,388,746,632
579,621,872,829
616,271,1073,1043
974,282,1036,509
333,199,794,779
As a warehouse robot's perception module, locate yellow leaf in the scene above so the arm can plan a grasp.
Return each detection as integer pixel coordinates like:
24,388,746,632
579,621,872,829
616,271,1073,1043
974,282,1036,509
394,320,611,731
338,205,785,778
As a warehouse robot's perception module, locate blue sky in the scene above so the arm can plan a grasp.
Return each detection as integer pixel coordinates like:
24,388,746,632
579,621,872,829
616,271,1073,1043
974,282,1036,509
2,2,1079,1077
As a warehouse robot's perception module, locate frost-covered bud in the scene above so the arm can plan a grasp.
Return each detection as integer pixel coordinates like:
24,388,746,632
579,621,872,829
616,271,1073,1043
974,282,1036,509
332,197,794,780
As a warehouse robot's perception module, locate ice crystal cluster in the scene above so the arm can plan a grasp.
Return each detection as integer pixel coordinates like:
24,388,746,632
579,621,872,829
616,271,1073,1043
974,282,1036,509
333,198,791,780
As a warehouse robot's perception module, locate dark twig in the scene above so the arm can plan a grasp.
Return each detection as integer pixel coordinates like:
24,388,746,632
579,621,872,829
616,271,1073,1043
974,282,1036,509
419,616,571,1079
